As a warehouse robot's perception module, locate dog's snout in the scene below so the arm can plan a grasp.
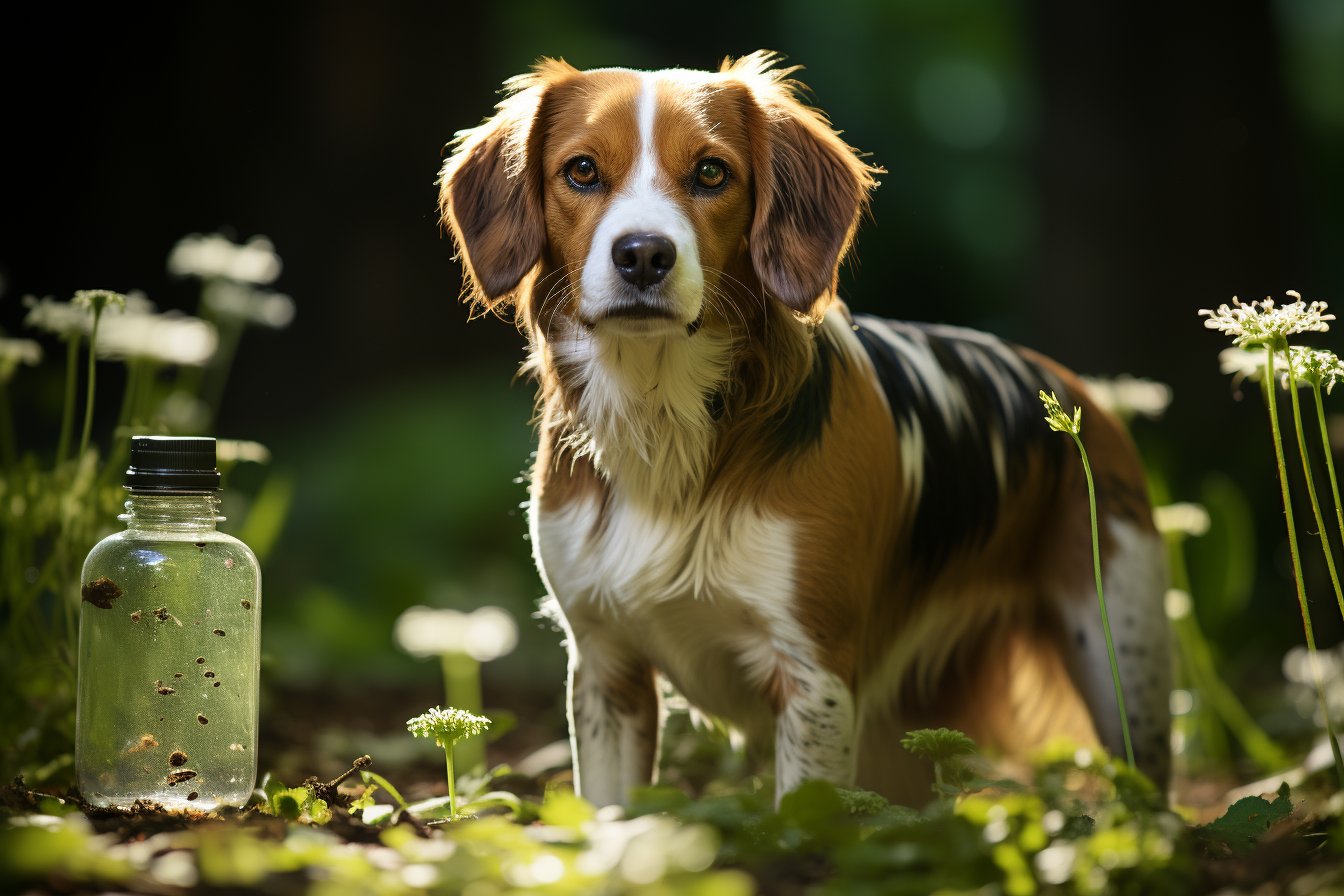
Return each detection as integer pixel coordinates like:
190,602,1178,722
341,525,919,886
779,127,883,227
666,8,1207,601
612,233,676,290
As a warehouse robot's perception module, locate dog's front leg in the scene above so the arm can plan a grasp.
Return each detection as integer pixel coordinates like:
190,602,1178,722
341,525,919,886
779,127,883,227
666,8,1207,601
773,664,857,805
567,635,661,807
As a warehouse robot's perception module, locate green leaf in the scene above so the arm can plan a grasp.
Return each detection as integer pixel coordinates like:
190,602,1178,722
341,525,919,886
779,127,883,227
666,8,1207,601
272,787,309,821
779,779,848,832
1197,782,1294,855
348,784,379,814
900,728,977,762
537,788,595,832
360,770,409,811
307,798,332,825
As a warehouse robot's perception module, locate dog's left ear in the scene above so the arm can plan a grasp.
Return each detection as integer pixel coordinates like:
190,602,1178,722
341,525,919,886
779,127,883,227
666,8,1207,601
732,56,881,320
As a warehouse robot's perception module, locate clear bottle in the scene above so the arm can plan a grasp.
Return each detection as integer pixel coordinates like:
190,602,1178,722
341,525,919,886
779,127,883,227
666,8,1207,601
76,436,261,810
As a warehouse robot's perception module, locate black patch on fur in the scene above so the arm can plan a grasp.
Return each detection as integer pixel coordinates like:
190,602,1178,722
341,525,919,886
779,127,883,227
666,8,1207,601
851,315,1069,572
768,325,840,459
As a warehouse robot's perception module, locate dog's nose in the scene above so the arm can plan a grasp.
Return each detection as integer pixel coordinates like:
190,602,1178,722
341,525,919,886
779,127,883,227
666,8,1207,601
612,233,676,289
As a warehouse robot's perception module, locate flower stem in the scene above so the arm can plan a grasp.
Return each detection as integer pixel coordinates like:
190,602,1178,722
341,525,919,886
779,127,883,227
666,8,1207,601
442,652,485,774
444,746,458,820
77,308,104,459
1312,383,1344,614
56,335,80,466
1070,430,1136,769
1287,371,1344,624
1262,348,1344,788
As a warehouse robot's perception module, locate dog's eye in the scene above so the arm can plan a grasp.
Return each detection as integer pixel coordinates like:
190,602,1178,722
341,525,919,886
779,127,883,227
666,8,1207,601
694,158,729,191
565,156,600,189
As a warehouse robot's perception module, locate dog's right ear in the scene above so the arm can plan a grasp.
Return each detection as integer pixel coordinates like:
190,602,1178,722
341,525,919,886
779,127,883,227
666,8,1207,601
439,60,575,312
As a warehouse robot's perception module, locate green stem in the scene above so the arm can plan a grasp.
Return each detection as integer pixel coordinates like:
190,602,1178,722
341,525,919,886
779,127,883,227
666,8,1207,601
1313,383,1344,611
0,381,14,471
1262,348,1344,788
445,746,458,819
77,309,103,459
1287,372,1344,624
1070,431,1136,769
56,335,80,466
442,652,485,774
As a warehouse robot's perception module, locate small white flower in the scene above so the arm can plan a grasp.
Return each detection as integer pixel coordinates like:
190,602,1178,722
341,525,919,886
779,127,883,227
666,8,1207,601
1200,292,1334,348
395,605,519,662
23,295,89,339
1080,374,1172,421
1288,346,1344,394
1153,502,1210,538
202,281,296,329
1218,346,1275,383
0,337,43,383
168,233,282,285
216,439,272,465
95,302,218,366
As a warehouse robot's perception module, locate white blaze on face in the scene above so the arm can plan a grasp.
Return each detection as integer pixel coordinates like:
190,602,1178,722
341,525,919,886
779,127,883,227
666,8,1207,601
578,74,704,325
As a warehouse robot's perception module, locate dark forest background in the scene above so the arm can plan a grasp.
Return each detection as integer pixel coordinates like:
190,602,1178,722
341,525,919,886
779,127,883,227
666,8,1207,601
3,1,1343,765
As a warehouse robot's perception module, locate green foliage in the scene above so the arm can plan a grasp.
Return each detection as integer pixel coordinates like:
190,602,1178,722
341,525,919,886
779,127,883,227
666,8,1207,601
6,746,1341,893
1195,782,1294,856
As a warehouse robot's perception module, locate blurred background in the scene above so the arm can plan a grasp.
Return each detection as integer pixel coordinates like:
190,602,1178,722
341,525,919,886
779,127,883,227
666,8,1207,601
2,1,1343,783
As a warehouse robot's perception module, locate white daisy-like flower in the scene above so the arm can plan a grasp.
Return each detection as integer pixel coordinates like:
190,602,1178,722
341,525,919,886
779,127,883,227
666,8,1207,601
1287,346,1344,394
216,439,272,465
1200,291,1334,349
0,337,43,382
95,297,218,366
168,233,282,285
202,280,296,329
24,294,89,339
1152,502,1211,538
395,605,519,662
1080,374,1172,421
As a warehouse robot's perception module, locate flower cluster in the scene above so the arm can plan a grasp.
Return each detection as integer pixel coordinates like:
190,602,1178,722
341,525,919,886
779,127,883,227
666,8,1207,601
1039,390,1081,436
1288,346,1344,394
406,705,491,748
1199,291,1334,350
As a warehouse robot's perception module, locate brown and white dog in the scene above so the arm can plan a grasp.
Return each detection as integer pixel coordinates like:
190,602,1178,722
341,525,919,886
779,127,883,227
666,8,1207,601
438,51,1170,806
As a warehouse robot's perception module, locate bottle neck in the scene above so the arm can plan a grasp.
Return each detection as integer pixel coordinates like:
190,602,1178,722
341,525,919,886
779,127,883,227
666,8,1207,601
120,492,224,533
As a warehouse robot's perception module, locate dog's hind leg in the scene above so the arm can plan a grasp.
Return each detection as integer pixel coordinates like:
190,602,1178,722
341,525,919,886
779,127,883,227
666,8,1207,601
1052,516,1172,787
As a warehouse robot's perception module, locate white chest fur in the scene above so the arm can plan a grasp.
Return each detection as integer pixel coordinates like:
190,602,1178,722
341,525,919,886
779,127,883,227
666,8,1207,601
532,491,807,733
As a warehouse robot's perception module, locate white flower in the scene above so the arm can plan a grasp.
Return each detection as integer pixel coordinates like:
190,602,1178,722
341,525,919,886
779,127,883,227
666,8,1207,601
395,605,519,662
0,337,43,383
1220,345,1344,394
1218,346,1275,383
1200,291,1334,348
216,439,271,464
1152,502,1210,538
168,233,282,285
94,295,218,366
23,294,89,339
1080,374,1172,421
202,281,295,329
1287,346,1344,394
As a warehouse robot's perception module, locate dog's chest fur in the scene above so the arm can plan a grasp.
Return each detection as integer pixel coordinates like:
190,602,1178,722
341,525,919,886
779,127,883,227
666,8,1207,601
533,490,801,737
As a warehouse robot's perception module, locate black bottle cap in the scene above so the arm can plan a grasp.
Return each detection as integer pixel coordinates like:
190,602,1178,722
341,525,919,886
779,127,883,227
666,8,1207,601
125,436,221,492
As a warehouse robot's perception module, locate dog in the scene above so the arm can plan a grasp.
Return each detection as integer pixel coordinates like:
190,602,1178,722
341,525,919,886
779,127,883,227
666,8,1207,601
438,51,1170,806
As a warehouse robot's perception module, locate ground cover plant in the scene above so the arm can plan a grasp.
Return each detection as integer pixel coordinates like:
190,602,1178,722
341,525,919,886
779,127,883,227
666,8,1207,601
5,246,1344,893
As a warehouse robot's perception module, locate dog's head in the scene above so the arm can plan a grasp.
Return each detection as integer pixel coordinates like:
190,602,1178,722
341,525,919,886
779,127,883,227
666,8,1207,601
439,51,879,335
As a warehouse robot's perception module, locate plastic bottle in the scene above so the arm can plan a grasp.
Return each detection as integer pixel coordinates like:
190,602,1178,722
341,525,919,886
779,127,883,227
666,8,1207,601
76,436,261,810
